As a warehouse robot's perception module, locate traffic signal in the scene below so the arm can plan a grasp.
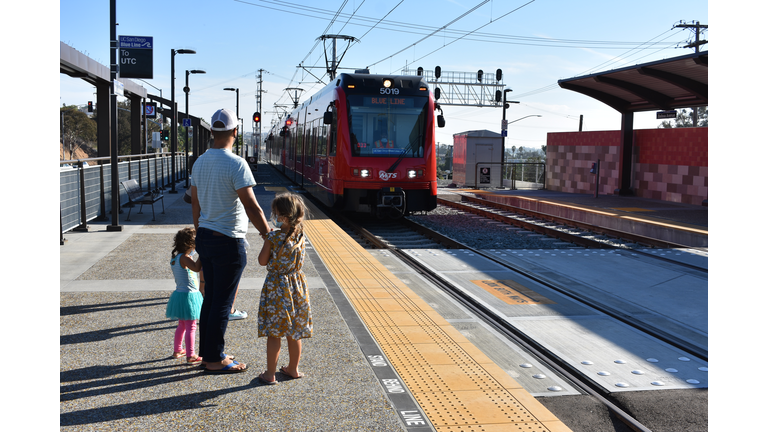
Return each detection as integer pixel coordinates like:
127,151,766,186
253,112,261,123
87,101,93,112
162,130,169,141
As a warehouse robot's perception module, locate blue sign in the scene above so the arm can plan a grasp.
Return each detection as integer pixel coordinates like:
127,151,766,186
119,35,153,79
183,118,192,127
119,35,153,49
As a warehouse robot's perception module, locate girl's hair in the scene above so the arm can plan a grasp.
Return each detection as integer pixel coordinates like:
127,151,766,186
172,227,196,257
271,193,309,256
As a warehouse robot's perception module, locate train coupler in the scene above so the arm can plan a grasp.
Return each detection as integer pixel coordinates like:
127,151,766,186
376,187,406,218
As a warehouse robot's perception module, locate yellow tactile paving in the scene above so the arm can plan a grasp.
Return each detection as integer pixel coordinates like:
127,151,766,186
304,215,573,431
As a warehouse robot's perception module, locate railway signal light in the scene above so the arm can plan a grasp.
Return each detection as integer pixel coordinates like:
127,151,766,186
87,101,93,112
496,68,502,81
253,111,261,123
162,130,169,142
477,69,483,82
435,66,441,79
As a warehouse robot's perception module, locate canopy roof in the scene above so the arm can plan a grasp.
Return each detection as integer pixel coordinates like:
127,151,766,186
558,51,707,113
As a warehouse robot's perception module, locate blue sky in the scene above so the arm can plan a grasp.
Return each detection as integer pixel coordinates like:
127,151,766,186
58,0,710,150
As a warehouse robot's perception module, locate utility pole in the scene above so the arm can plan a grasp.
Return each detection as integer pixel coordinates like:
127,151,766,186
675,21,708,127
256,69,265,156
675,21,708,52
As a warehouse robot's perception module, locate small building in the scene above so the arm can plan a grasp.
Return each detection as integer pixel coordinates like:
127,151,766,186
452,130,503,188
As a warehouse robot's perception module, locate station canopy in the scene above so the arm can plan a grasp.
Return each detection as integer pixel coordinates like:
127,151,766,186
558,51,707,113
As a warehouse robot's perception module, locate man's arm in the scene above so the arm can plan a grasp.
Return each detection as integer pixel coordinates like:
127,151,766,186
236,186,270,236
190,185,200,231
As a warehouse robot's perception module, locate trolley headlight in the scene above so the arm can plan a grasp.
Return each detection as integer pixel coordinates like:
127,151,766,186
383,79,393,88
408,170,416,178
353,168,372,178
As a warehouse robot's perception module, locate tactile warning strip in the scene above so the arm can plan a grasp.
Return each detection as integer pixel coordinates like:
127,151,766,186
304,217,572,432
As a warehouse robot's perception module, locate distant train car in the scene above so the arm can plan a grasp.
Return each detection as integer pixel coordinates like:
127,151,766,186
265,71,444,217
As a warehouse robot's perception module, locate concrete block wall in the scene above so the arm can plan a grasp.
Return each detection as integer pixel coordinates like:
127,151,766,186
546,127,708,205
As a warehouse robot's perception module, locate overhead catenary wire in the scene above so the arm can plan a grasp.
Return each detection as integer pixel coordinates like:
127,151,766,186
399,0,537,72
367,0,492,69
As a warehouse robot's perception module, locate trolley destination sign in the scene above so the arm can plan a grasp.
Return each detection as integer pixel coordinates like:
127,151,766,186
119,35,153,79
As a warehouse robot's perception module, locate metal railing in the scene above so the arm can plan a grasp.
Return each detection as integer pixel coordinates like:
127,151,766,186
473,162,546,190
60,153,187,241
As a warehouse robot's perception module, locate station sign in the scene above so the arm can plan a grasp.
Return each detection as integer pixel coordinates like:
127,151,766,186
119,35,153,79
656,110,677,119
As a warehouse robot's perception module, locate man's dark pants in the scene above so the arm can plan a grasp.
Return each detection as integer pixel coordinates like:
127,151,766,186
196,227,247,363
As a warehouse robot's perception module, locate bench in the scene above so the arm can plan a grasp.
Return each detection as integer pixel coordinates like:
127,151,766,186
120,179,164,221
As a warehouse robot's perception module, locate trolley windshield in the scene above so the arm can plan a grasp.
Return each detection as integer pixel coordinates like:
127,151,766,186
347,95,428,158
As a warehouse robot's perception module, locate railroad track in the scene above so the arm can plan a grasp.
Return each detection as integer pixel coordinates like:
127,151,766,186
437,194,695,250
329,209,707,432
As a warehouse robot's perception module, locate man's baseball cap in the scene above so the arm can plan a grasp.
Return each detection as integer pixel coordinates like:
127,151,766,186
211,108,238,131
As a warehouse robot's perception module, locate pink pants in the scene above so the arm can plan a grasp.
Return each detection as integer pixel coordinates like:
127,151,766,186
174,320,197,355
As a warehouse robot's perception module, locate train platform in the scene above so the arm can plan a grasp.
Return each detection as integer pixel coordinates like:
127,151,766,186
440,188,708,248
58,177,572,431
58,169,707,431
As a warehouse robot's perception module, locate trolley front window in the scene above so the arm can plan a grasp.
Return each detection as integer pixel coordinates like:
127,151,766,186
347,95,428,158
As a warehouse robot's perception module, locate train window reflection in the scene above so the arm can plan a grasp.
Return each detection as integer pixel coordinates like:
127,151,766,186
348,95,428,157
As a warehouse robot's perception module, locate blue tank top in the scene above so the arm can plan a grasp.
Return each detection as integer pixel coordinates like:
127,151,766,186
170,255,199,293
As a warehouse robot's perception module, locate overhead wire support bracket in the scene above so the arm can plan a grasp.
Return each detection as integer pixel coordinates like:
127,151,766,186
317,34,358,80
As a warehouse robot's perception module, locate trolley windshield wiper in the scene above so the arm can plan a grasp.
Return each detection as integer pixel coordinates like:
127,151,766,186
386,135,421,173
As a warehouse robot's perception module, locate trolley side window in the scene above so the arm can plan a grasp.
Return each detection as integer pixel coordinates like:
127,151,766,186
347,95,428,158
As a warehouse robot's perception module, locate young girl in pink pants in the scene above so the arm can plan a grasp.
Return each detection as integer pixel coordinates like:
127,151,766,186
166,227,204,363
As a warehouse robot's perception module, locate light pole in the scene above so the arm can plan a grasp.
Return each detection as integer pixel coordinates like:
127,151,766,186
224,88,240,156
185,69,206,187
505,114,542,188
170,48,196,193
501,89,516,186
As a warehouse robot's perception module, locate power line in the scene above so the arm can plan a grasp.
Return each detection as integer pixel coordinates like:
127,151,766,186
399,0,537,72
368,0,492,68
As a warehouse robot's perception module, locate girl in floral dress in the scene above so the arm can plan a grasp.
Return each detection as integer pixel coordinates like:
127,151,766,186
257,193,312,385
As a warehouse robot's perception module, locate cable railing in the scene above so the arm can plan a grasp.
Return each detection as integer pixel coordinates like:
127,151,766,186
60,152,187,242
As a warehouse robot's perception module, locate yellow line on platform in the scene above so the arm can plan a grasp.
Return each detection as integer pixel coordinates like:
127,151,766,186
304,217,572,431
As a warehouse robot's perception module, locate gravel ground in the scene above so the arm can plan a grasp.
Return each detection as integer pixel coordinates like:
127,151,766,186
407,203,573,250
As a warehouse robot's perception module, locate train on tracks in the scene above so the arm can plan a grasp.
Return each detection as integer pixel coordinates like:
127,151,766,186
264,71,444,217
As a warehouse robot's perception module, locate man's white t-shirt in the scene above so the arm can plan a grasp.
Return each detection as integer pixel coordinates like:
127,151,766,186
191,148,256,238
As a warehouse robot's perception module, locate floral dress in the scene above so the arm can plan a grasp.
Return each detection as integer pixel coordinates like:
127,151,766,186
258,230,313,339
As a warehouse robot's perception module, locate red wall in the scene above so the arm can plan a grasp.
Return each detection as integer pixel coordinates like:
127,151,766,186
546,127,708,205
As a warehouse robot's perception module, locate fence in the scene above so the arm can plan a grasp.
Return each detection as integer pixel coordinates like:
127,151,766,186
473,162,545,189
60,153,187,237
505,162,545,190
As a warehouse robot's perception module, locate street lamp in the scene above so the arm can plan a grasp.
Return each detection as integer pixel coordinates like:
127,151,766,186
224,87,240,155
170,48,196,193
185,69,206,187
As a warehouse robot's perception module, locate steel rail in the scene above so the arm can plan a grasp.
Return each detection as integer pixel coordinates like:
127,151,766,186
390,247,653,432
438,195,696,249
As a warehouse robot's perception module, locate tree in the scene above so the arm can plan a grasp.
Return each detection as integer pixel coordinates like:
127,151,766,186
60,105,97,159
659,107,708,128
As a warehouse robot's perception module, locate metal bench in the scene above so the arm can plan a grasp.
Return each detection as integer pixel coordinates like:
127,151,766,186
120,179,164,221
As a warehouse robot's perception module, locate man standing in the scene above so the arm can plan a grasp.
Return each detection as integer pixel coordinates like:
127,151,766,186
191,108,270,373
